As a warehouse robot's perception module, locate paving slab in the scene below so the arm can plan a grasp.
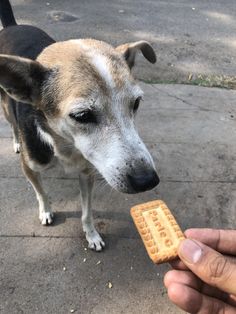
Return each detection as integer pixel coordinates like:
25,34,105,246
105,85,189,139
0,83,236,313
0,237,173,314
4,0,236,82
1,0,236,313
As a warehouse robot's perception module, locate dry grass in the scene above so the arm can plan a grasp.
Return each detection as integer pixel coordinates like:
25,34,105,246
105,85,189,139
141,74,236,90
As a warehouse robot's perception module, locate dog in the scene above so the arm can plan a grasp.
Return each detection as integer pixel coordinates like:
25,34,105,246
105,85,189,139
0,0,159,251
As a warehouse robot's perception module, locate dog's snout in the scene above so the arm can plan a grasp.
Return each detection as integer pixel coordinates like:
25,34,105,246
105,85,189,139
127,170,159,193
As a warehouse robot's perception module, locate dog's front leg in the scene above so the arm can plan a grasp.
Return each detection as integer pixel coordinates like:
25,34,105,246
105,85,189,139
21,159,53,225
78,173,105,251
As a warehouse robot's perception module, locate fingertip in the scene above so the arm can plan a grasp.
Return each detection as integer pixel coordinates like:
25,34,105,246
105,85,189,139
163,273,169,288
167,282,201,313
184,228,200,238
164,270,177,288
167,282,183,304
177,238,203,265
167,283,234,314
184,228,217,242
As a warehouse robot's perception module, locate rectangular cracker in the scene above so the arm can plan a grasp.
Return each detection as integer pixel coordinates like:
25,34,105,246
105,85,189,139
131,200,185,264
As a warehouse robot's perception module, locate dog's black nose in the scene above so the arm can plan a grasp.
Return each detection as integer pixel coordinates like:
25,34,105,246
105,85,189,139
128,170,160,193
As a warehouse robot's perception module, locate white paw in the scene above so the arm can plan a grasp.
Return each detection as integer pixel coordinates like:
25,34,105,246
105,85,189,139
85,229,105,251
39,212,54,225
13,141,20,153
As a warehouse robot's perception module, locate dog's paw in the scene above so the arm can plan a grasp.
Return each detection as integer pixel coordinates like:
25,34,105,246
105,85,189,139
85,229,105,252
39,212,54,225
13,141,20,154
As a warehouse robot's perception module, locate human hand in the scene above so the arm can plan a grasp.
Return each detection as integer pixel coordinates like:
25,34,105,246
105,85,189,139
164,229,236,313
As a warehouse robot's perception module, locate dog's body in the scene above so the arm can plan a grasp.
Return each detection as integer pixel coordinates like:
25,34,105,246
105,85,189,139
0,0,159,250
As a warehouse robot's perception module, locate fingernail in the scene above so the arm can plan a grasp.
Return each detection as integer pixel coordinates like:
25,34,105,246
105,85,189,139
179,239,202,264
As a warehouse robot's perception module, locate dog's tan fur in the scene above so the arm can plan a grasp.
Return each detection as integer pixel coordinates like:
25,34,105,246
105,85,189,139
37,39,135,117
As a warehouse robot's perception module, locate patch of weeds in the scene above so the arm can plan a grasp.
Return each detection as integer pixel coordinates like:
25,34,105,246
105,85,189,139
140,74,236,90
186,74,236,89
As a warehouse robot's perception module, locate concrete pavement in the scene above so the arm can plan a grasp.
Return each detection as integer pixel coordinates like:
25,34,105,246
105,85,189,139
1,0,236,313
6,0,236,83
1,83,236,313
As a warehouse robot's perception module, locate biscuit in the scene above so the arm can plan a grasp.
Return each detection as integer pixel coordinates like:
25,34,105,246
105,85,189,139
131,200,185,264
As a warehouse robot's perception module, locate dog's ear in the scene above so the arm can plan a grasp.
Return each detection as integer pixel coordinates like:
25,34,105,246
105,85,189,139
0,54,48,105
116,41,156,69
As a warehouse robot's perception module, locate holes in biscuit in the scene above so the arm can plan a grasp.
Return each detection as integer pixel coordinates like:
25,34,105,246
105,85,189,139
136,217,144,223
177,231,184,238
143,234,151,241
152,254,158,261
147,240,154,247
150,247,157,254
165,239,173,247
160,231,167,238
139,223,145,229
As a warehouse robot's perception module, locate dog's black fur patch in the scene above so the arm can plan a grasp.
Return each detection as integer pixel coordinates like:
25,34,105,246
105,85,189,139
0,1,56,166
0,0,16,28
0,25,55,59
19,104,54,165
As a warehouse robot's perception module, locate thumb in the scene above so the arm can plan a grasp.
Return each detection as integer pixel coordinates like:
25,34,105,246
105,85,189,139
178,239,236,295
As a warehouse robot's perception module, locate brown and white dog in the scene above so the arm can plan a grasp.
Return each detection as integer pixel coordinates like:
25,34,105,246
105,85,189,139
0,0,159,250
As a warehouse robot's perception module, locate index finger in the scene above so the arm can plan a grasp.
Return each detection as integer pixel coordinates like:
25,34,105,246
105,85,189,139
184,229,236,255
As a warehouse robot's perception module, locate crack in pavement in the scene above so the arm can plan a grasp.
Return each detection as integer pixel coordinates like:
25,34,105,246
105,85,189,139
0,234,139,240
150,84,227,113
0,176,236,183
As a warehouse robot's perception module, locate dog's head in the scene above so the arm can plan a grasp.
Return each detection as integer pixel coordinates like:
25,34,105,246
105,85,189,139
0,39,159,193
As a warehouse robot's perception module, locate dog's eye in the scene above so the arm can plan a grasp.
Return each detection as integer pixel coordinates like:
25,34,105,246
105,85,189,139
69,110,96,124
133,97,141,113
